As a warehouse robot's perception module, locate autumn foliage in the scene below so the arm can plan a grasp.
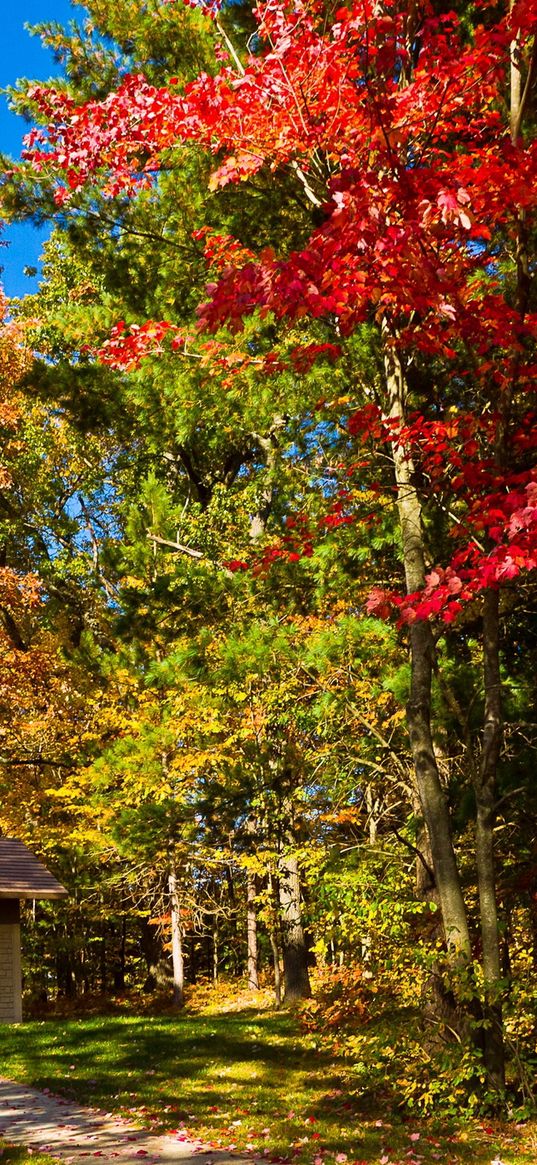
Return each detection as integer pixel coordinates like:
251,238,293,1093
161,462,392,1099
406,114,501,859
0,298,46,708
2,0,537,1119
21,0,537,622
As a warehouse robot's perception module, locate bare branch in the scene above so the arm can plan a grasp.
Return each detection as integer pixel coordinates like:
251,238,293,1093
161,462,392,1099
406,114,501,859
146,533,204,559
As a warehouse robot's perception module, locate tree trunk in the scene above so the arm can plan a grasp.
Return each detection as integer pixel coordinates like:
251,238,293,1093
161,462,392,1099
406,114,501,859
269,928,282,1006
140,916,171,992
474,589,505,1089
248,420,283,540
113,916,127,992
189,935,197,983
361,788,381,963
278,849,311,1002
410,790,459,1021
267,871,283,1006
383,336,471,960
169,871,185,1008
213,921,219,981
100,927,107,994
247,869,259,990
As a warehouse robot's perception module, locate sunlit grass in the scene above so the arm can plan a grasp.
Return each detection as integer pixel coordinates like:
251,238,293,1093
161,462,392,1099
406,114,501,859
0,1000,535,1165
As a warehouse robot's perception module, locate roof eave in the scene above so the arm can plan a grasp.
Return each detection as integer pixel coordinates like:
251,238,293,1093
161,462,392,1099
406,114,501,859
0,889,68,900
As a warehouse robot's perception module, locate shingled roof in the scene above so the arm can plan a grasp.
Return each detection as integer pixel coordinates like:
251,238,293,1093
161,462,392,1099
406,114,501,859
0,837,68,899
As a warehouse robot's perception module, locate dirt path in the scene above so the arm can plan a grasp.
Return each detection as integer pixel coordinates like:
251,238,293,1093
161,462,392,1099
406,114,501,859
0,1078,245,1165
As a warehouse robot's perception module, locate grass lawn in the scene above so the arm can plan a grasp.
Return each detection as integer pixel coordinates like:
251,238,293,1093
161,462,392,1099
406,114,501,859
0,1146,55,1165
0,994,535,1165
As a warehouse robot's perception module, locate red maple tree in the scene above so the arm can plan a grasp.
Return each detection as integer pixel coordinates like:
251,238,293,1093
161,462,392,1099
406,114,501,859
23,0,537,618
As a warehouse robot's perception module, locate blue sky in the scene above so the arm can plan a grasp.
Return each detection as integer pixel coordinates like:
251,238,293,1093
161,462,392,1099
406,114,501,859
1,1,75,297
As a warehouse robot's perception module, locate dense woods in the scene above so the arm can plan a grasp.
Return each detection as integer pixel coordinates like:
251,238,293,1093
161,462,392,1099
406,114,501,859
1,0,537,1119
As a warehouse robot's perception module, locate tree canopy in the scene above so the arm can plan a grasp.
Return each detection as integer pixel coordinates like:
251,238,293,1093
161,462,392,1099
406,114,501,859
1,0,537,1113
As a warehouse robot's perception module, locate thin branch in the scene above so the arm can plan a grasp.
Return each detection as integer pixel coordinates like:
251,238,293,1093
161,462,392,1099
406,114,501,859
146,533,204,559
0,756,75,768
494,784,526,812
392,825,436,883
146,533,234,577
86,209,195,255
215,18,323,209
289,161,323,209
215,18,245,76
347,700,413,791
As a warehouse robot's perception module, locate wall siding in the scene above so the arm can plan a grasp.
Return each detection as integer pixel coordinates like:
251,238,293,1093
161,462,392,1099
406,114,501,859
0,922,22,1023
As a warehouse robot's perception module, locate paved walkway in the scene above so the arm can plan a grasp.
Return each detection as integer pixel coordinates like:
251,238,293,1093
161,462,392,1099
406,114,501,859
0,1079,246,1165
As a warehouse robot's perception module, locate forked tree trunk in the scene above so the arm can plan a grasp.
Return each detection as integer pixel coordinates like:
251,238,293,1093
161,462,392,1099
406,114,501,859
169,871,185,1008
278,849,311,1002
383,336,471,961
247,869,259,989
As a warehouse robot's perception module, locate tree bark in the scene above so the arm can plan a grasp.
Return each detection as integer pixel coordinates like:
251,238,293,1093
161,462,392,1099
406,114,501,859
248,425,281,541
100,927,107,994
140,917,171,991
212,921,219,981
383,335,471,960
269,930,282,1005
267,871,283,1005
474,589,505,1089
247,869,259,989
169,871,185,1008
278,849,311,1002
55,935,77,998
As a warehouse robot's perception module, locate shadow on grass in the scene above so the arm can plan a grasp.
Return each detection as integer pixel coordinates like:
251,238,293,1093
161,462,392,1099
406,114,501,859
0,1010,365,1155
0,1008,535,1165
0,1008,345,1105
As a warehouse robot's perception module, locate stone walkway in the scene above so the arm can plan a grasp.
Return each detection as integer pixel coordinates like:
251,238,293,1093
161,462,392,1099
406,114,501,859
0,1079,246,1165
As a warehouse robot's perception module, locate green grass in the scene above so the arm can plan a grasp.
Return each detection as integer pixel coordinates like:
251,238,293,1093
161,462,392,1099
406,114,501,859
0,1144,56,1165
0,1000,535,1165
